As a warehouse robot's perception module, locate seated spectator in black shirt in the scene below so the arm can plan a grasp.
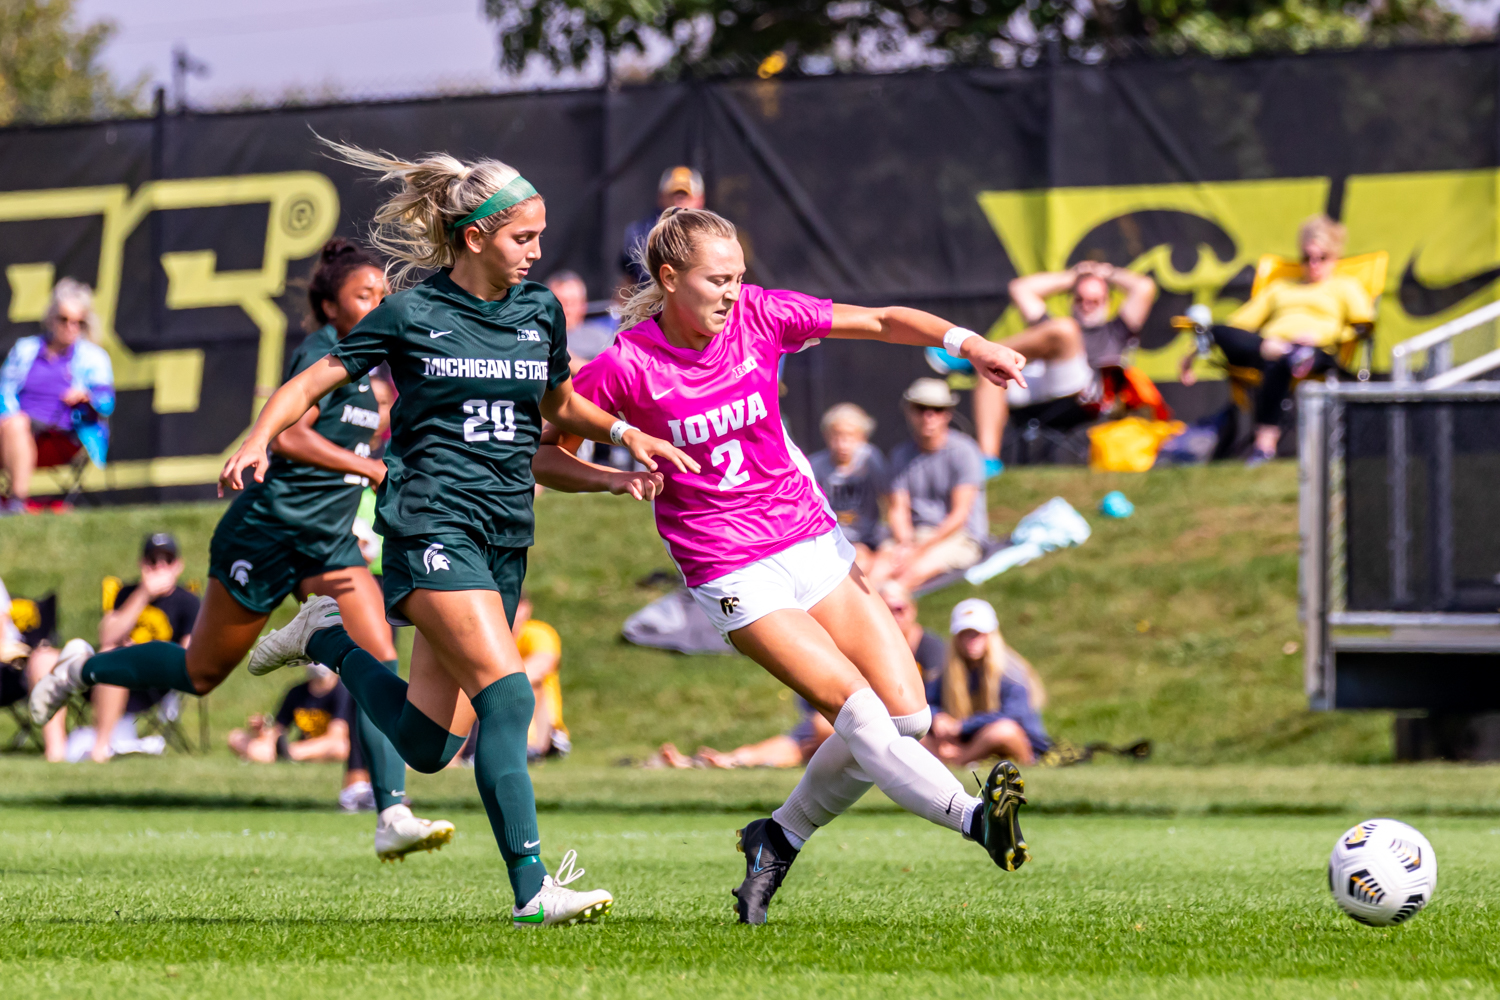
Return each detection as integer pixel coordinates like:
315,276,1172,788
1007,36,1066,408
808,403,888,572
228,663,353,764
75,532,199,763
923,598,1050,767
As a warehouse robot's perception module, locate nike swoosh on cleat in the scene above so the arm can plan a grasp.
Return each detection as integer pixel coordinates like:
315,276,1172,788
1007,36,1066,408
523,839,540,848
752,844,765,874
514,907,545,924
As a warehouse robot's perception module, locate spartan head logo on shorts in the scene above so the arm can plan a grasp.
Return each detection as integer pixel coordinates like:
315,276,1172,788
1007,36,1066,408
230,560,252,586
423,543,450,573
720,596,740,615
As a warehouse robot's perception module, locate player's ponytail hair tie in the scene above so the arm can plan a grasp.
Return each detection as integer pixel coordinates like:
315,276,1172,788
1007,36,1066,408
619,207,737,329
316,134,542,289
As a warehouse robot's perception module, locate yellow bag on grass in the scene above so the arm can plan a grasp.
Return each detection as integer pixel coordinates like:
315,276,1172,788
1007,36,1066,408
1087,417,1186,472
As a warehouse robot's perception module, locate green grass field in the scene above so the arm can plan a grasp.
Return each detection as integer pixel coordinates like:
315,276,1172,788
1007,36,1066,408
3,462,1498,997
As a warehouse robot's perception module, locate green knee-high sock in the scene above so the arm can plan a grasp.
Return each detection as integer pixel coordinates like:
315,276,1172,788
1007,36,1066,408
309,626,463,775
355,659,408,812
81,641,195,693
471,674,546,907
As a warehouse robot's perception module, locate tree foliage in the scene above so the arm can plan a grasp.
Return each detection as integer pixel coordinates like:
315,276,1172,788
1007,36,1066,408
484,0,1474,78
0,0,143,126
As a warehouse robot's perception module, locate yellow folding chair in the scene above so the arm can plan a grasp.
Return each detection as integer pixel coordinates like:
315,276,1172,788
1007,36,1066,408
1177,250,1388,415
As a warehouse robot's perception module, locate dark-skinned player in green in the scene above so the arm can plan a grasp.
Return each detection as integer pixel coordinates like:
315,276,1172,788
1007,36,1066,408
31,239,455,861
221,141,699,928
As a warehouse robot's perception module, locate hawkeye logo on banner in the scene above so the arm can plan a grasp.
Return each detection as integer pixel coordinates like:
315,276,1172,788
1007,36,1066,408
976,172,1500,382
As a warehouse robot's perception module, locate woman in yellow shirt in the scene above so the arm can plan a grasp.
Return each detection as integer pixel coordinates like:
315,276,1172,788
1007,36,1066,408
1181,215,1373,465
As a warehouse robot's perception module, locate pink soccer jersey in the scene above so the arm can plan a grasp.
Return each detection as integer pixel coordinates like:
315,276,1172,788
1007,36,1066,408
572,284,839,587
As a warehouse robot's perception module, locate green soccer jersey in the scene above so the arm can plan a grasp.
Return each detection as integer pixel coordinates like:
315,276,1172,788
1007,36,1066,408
329,270,570,547
233,324,379,540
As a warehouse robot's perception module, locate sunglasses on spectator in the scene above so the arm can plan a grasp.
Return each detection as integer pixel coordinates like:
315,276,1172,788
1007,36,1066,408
1303,251,1333,264
52,316,86,327
911,405,951,415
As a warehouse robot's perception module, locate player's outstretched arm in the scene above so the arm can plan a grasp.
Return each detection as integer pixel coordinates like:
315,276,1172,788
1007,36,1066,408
219,356,352,496
271,405,387,486
540,379,701,475
827,304,1028,389
534,426,666,500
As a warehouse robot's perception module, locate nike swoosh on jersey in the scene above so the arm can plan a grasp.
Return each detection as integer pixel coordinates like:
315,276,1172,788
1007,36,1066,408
650,387,671,400
358,383,370,391
429,330,452,338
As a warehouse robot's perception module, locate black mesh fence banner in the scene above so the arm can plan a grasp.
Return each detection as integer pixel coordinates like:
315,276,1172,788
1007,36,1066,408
3,44,1500,500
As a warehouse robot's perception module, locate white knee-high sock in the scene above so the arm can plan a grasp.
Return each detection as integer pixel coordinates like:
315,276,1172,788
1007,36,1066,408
833,688,977,833
772,707,933,846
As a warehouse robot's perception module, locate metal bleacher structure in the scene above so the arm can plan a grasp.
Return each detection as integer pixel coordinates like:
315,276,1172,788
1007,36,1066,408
1300,300,1500,758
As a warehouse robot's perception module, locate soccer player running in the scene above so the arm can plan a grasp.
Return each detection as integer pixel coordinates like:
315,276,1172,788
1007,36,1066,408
215,142,696,928
31,238,453,861
550,208,1032,925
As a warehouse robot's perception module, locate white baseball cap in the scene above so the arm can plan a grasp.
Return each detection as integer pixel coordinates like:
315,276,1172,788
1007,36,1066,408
949,598,999,635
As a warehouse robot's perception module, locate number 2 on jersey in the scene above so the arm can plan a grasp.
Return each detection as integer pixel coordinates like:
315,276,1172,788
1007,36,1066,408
711,438,750,490
463,400,516,442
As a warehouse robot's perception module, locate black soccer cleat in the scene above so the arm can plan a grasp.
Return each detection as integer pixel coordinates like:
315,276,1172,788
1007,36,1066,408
976,760,1030,872
731,818,799,925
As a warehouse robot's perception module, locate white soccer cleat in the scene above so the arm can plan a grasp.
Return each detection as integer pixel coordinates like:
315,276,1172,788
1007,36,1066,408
28,638,94,725
340,780,377,813
375,804,455,862
512,850,614,928
248,595,342,676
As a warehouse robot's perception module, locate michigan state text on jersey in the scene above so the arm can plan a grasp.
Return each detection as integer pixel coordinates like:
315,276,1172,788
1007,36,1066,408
330,269,571,551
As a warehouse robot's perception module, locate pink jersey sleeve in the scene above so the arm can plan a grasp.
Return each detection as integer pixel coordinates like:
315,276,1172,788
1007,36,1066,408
743,285,833,355
572,349,624,418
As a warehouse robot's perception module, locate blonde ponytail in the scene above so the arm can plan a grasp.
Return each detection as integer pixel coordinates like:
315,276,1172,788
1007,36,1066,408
318,135,541,289
618,207,737,328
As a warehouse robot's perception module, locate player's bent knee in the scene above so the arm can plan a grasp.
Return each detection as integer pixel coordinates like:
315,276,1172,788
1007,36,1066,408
396,702,464,773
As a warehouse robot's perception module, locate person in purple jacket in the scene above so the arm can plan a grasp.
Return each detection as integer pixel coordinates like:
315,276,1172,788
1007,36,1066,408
0,278,114,513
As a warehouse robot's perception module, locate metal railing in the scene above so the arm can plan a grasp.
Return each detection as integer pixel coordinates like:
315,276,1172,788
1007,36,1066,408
1391,298,1500,385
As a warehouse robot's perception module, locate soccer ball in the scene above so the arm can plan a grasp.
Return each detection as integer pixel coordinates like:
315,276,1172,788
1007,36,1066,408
1327,819,1438,926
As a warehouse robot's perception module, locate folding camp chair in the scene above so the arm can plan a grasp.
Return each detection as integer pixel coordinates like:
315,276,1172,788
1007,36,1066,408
1,593,58,751
1177,251,1388,424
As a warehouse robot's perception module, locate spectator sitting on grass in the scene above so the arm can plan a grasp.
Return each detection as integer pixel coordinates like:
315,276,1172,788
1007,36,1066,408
453,593,571,768
228,663,352,764
655,583,932,770
808,403,888,572
0,278,114,514
869,379,988,592
922,599,1050,767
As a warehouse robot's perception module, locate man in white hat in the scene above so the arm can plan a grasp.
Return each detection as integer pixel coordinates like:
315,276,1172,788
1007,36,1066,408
871,378,988,590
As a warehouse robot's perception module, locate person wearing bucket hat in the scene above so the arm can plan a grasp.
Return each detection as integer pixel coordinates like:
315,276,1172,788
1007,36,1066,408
551,205,1031,925
869,377,989,591
924,599,1051,768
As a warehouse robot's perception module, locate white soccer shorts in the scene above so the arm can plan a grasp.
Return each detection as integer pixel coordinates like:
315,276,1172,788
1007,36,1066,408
687,528,856,639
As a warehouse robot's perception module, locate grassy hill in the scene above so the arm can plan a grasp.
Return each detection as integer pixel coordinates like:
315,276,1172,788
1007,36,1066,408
0,460,1390,765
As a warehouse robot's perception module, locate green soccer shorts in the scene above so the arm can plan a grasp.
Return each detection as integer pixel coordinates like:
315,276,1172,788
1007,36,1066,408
208,516,366,616
380,532,526,628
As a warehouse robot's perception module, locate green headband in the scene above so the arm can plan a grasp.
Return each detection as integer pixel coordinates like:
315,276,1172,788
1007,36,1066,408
447,175,538,231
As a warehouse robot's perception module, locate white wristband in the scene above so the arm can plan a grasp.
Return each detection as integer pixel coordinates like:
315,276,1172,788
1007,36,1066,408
609,419,634,446
943,327,980,356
